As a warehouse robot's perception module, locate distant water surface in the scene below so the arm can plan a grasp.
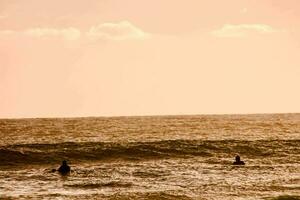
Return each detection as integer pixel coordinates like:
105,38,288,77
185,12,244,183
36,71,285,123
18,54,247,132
0,114,299,199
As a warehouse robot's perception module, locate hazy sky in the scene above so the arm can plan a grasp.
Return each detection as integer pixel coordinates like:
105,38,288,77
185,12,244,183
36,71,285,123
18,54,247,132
1,0,300,118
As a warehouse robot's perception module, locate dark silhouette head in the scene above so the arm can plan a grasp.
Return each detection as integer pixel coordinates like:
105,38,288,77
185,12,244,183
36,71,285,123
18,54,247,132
233,155,245,165
58,160,71,174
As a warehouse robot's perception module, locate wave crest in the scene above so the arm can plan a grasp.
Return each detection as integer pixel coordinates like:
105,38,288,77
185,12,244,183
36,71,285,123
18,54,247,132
0,139,299,167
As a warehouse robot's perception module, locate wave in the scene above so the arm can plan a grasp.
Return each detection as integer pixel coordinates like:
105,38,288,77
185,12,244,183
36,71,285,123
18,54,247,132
0,139,299,167
267,195,300,200
64,181,133,189
106,192,193,200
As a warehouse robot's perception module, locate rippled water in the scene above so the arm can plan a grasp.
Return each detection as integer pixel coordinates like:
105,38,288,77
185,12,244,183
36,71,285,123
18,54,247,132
0,114,299,199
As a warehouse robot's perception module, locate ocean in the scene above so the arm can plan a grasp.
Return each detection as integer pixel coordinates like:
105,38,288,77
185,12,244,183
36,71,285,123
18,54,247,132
0,114,299,199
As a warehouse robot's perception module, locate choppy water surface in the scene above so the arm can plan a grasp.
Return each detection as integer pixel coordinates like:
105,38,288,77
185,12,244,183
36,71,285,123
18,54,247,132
0,114,299,199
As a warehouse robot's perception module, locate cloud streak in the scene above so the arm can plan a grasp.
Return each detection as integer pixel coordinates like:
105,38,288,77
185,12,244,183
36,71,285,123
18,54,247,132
212,24,281,38
0,30,15,35
0,27,81,40
86,21,150,40
24,27,81,40
0,21,150,41
0,15,7,19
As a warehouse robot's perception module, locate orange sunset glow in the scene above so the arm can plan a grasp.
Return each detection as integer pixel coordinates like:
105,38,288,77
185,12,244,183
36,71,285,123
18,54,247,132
1,0,300,118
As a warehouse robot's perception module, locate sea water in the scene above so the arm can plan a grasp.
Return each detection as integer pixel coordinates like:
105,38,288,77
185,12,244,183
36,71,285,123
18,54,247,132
0,114,299,199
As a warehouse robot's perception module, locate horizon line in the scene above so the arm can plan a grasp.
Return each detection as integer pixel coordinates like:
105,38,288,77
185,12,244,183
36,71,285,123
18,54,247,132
0,112,299,120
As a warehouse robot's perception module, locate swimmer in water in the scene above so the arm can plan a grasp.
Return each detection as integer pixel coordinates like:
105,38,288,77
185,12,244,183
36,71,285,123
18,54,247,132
57,160,71,174
233,155,245,165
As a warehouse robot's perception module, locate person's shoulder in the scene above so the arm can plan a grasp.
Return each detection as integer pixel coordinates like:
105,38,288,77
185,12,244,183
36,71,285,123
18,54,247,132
233,161,245,165
58,165,70,173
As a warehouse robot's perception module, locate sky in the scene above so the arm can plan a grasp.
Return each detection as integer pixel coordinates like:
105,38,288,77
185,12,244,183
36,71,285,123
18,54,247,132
0,0,300,118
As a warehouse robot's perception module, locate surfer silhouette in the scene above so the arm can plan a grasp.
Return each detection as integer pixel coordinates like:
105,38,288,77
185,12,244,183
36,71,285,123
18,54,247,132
233,155,245,165
57,160,71,174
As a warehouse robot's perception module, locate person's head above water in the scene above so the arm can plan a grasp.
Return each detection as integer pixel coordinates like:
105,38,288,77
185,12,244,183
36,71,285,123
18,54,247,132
58,160,71,174
233,155,245,165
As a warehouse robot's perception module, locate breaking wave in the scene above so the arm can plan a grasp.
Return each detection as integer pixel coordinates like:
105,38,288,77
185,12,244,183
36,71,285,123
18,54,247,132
0,139,299,166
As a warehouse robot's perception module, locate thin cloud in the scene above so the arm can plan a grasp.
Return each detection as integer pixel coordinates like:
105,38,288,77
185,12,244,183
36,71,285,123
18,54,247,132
0,15,8,19
0,21,149,41
0,27,81,40
24,27,81,40
211,24,281,38
240,8,248,14
86,21,150,40
0,30,15,35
